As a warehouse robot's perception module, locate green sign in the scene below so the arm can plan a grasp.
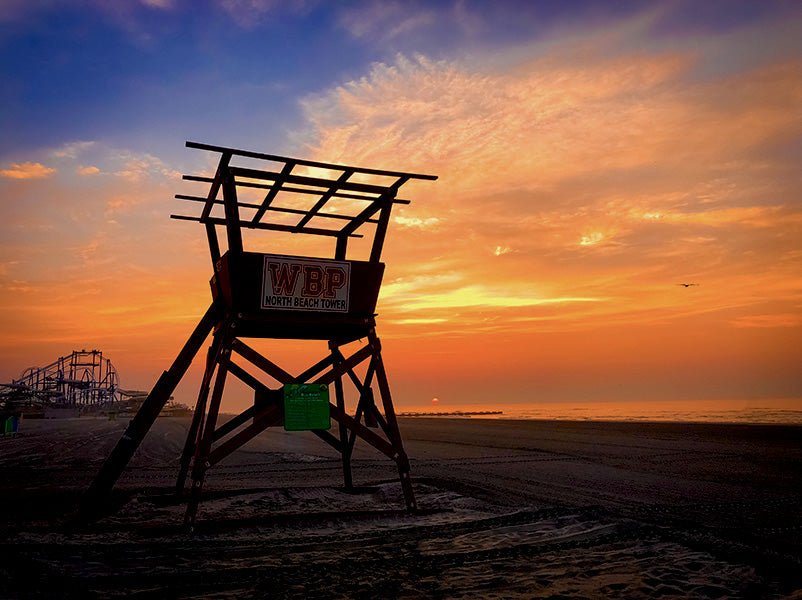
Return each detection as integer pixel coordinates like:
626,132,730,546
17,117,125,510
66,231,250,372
283,384,331,431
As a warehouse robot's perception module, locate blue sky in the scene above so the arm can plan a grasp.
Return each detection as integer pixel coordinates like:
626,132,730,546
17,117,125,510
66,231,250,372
3,0,793,159
1,0,801,409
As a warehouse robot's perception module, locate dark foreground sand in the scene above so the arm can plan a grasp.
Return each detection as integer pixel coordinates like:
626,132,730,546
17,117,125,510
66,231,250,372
1,416,800,599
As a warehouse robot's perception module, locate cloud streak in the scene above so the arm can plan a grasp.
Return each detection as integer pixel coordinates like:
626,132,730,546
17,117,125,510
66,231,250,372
0,162,56,179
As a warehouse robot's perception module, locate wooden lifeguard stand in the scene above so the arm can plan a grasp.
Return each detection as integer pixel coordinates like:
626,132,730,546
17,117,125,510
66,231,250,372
83,141,437,526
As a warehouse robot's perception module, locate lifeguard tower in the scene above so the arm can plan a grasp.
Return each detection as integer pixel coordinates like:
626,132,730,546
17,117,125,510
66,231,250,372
82,142,436,526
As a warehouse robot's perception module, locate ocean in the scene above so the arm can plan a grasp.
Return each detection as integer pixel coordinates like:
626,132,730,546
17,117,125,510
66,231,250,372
398,398,802,425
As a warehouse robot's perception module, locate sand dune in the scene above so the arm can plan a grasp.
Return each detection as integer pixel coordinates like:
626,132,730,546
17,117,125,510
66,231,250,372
1,416,800,598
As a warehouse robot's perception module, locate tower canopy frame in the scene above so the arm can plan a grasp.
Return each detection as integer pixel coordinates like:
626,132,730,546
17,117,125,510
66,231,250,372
173,141,437,265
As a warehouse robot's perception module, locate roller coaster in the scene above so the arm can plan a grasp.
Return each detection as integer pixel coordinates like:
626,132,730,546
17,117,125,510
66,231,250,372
0,349,123,413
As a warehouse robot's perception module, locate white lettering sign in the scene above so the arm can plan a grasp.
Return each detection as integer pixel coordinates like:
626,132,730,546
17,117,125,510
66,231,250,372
262,255,351,312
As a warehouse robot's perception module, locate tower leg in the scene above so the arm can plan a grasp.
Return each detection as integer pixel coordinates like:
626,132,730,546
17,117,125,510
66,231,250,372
368,329,416,512
185,336,232,529
334,374,353,489
176,332,225,495
329,341,353,489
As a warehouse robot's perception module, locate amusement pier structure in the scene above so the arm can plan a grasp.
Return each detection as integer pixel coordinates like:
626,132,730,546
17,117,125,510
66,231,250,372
82,142,437,527
1,349,124,414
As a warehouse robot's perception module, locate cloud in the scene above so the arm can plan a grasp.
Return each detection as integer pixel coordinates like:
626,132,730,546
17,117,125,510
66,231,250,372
304,53,801,199
299,15,802,338
52,141,95,159
140,0,173,8
215,0,315,27
77,165,101,176
580,232,606,246
338,1,435,41
630,206,798,228
395,285,601,311
392,215,439,228
114,153,181,182
391,317,448,325
0,162,56,179
732,314,801,328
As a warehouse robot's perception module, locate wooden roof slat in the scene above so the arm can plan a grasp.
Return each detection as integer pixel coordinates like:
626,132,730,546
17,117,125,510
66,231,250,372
182,174,411,205
175,195,380,224
294,169,354,232
186,140,437,181
171,215,363,238
200,152,231,221
251,161,294,225
230,166,390,196
181,143,435,244
340,176,410,237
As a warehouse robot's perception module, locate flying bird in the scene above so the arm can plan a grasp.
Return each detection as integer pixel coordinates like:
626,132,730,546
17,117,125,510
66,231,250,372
677,283,699,287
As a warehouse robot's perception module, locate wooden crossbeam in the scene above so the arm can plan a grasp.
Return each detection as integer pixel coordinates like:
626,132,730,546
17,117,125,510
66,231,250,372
175,194,381,225
252,161,295,224
294,169,355,231
313,344,375,386
340,176,408,238
207,404,283,467
200,152,231,221
187,140,437,181
329,402,395,459
220,360,345,453
170,215,363,239
231,339,294,383
212,404,259,442
229,165,391,197
182,176,412,205
293,353,337,383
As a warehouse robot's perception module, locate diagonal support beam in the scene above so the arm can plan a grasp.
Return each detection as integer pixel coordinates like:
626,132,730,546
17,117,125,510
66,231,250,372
200,152,231,221
80,299,223,519
251,161,294,224
313,344,375,386
232,339,294,383
221,360,343,452
207,404,283,467
294,353,337,383
294,169,354,231
329,402,395,459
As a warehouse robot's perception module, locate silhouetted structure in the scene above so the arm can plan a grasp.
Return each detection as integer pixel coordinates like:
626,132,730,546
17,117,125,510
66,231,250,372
1,350,122,413
83,142,436,526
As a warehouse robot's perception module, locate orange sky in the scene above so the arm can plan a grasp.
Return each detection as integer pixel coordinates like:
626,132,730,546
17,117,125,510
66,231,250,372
1,4,800,412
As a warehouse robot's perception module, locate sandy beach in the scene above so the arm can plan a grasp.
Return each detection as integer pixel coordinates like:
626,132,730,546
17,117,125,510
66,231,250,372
1,416,800,599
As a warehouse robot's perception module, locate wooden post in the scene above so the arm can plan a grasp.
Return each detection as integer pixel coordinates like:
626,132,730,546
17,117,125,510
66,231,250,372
185,327,234,528
80,300,221,520
330,340,353,489
175,331,226,494
369,328,416,511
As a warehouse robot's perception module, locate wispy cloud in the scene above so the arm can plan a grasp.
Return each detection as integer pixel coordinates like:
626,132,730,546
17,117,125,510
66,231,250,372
301,15,802,339
732,314,801,328
113,153,181,182
393,215,439,229
52,141,95,159
215,0,316,28
338,1,435,41
140,0,174,8
395,285,601,311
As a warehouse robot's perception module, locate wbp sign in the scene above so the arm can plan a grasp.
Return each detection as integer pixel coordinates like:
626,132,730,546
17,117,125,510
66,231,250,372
261,255,351,312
